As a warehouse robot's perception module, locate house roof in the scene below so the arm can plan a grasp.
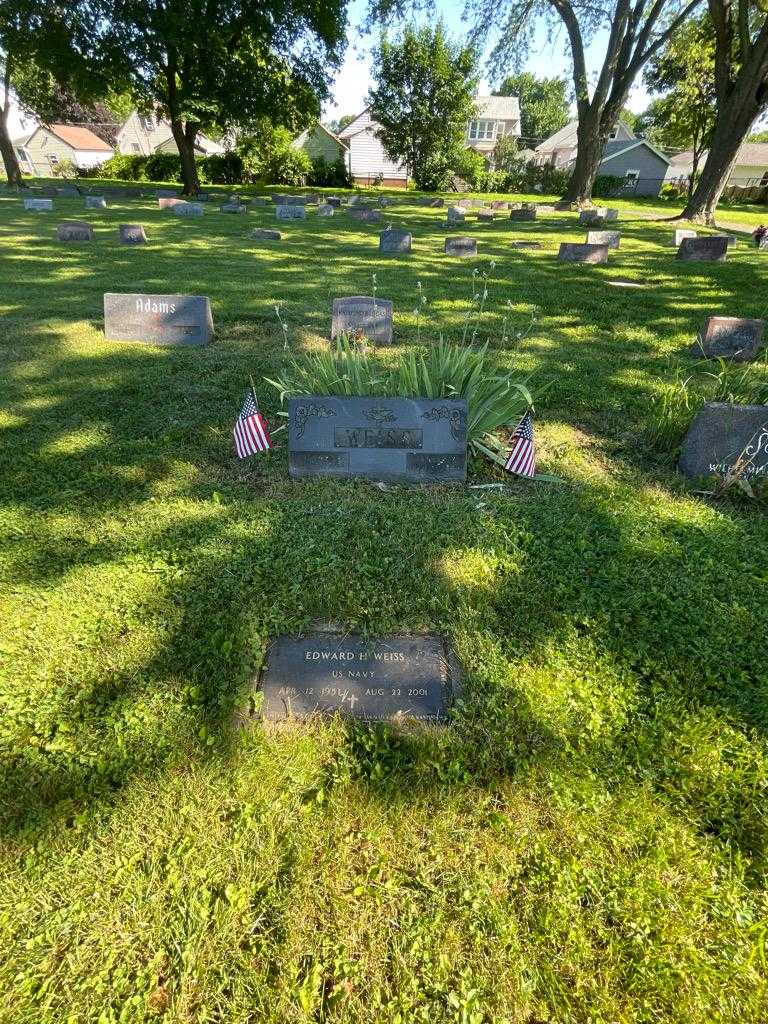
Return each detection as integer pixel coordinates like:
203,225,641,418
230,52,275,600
11,132,33,147
734,142,768,165
668,149,694,166
476,95,520,120
535,120,578,152
296,122,348,150
600,138,671,166
337,108,373,140
45,124,112,152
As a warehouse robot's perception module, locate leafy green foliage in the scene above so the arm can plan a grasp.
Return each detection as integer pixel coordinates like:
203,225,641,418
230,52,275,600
592,174,626,198
495,72,569,145
308,154,351,188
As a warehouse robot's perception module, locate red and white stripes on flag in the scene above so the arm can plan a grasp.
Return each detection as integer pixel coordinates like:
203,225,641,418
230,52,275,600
504,409,536,479
234,390,272,458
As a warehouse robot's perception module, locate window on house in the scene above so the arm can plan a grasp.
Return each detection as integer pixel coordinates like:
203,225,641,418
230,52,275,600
140,115,155,132
131,143,140,152
48,153,59,166
624,169,640,190
469,120,496,141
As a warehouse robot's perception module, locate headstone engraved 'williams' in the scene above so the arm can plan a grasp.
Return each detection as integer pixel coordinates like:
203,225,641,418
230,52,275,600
673,229,697,246
85,196,107,209
119,224,147,245
24,198,53,211
331,296,393,345
677,236,728,262
379,229,412,254
252,227,282,241
691,316,765,361
256,633,460,722
103,293,213,346
444,236,477,257
288,396,468,482
276,204,306,220
586,229,620,248
558,242,608,263
679,401,768,480
57,221,93,242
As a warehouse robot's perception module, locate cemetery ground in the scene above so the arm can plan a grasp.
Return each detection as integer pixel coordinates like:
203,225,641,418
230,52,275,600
1,182,768,1024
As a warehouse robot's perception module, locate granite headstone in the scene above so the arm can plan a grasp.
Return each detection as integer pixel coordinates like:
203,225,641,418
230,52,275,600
586,229,620,248
558,242,609,263
510,208,536,221
119,224,148,245
691,317,765,362
677,236,728,262
679,402,768,481
173,202,204,217
379,229,412,254
24,198,53,211
673,229,697,246
317,203,334,216
276,205,306,220
85,196,107,209
331,296,393,345
103,293,213,346
57,221,93,242
444,236,477,257
252,227,282,241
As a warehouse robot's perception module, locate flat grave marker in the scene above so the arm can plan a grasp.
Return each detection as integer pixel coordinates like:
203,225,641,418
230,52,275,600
220,202,246,214
57,221,93,242
288,395,468,483
104,293,213,346
677,236,728,262
586,229,620,248
252,227,282,241
24,198,53,212
558,242,608,263
276,204,306,220
331,296,393,345
679,401,768,480
256,633,460,723
692,316,765,362
379,229,412,254
444,236,477,257
85,196,107,209
119,224,148,245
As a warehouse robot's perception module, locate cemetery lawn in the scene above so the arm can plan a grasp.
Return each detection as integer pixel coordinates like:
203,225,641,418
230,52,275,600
2,184,768,1024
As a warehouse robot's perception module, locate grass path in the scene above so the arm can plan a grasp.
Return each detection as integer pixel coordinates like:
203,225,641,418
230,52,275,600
0,184,767,1024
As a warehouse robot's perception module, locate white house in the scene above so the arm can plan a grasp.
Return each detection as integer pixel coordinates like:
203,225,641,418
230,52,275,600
13,124,113,176
116,111,224,157
534,119,635,167
292,122,347,164
338,96,522,186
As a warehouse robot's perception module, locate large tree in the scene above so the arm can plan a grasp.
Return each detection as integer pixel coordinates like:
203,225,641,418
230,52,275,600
91,0,347,195
495,72,569,145
368,22,478,189
679,0,768,222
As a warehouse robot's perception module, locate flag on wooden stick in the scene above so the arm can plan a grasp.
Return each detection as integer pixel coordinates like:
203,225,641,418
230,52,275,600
504,409,536,478
234,387,272,458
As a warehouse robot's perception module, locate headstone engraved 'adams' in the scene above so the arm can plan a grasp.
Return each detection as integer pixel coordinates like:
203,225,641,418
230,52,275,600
276,205,306,220
85,196,107,209
104,293,214,346
558,242,609,263
24,198,53,211
586,229,620,248
379,229,412,254
332,296,393,345
692,316,765,361
256,634,460,722
57,221,93,242
445,236,477,257
119,224,147,245
677,236,728,262
679,402,768,480
288,396,468,482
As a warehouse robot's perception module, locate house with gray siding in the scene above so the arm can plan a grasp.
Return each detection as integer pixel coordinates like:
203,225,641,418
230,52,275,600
535,119,635,168
597,139,671,196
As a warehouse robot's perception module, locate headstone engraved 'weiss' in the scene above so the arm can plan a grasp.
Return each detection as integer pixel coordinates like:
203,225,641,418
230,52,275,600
57,221,93,242
677,236,728,262
586,229,620,248
444,236,477,257
331,296,393,345
85,196,107,209
119,224,148,245
287,396,468,482
24,198,53,211
558,242,608,263
255,633,461,722
379,229,412,254
679,402,768,480
691,316,765,362
276,205,306,220
103,293,214,346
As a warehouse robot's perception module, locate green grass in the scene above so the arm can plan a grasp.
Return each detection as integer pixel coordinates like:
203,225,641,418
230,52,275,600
1,181,767,1024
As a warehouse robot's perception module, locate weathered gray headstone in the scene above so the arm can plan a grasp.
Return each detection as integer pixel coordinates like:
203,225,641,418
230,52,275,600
317,203,334,216
444,236,477,257
604,209,619,221
477,210,495,222
256,633,460,723
220,202,246,214
379,229,412,254
251,227,282,241
288,396,468,483
713,233,737,246
679,402,768,481
691,316,765,362
510,208,536,221
673,229,697,246
586,229,620,248
173,202,204,217
326,196,342,208
490,200,509,210
119,224,148,245
558,242,609,263
579,207,608,225
348,208,381,222
677,236,728,262
331,296,393,345
159,197,183,209
24,198,53,212
103,293,213,346
85,196,107,209
276,205,306,220
446,206,466,225
57,221,93,242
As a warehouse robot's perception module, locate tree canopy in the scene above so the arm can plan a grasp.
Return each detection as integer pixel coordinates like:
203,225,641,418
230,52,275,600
495,72,569,145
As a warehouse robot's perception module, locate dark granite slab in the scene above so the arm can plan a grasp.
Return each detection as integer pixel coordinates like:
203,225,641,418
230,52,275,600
104,293,213,346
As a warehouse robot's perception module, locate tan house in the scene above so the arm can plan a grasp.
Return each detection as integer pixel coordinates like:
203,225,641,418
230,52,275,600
116,111,224,156
292,122,347,164
14,124,113,176
466,96,521,160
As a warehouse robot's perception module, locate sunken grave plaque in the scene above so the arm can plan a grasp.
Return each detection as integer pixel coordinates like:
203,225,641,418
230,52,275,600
677,236,728,262
85,196,107,209
348,208,381,222
510,208,536,221
257,633,459,723
119,224,147,245
445,236,477,257
586,229,620,248
104,293,213,346
679,402,768,480
24,198,53,211
558,242,608,263
379,229,412,254
510,240,542,249
331,296,393,345
673,229,697,246
173,202,204,217
57,221,93,242
252,227,282,241
288,396,468,483
691,316,765,362
276,204,306,220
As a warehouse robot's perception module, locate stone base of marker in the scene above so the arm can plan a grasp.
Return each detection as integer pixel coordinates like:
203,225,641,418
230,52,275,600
119,224,147,245
679,401,768,481
558,242,608,263
85,196,107,209
677,236,728,262
104,293,214,346
379,229,412,254
691,316,765,362
252,228,282,241
586,229,620,249
251,633,461,723
673,229,697,246
445,236,477,257
332,296,393,345
57,221,93,242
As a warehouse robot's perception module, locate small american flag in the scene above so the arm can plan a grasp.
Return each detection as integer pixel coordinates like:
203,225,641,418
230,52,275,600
504,410,536,479
234,389,272,458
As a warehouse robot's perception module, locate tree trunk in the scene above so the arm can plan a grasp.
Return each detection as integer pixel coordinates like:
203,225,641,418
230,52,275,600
0,60,24,189
170,119,200,196
563,112,606,205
